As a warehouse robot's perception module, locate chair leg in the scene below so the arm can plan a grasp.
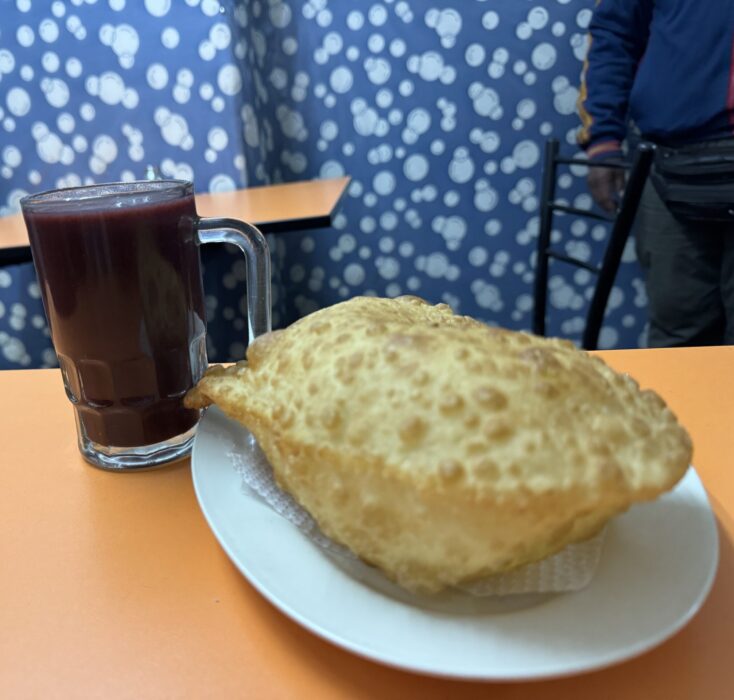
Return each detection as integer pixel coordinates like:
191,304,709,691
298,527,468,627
582,144,655,350
532,138,560,337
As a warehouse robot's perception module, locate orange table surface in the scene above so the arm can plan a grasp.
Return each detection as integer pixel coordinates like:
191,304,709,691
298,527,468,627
0,177,350,250
1,346,732,699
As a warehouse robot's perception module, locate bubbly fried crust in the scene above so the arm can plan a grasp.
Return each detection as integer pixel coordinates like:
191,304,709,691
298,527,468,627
187,296,692,593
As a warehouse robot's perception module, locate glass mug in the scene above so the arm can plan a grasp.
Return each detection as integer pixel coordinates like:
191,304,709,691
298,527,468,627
21,180,271,470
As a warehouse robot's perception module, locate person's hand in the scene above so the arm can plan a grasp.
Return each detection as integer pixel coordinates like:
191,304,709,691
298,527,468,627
587,166,626,214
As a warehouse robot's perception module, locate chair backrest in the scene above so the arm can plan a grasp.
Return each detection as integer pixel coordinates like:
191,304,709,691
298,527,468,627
532,138,655,350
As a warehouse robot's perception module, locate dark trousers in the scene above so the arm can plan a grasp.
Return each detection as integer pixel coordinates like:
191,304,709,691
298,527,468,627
635,181,734,347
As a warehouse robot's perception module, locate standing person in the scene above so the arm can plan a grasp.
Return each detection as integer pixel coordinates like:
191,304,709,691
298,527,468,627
578,0,734,347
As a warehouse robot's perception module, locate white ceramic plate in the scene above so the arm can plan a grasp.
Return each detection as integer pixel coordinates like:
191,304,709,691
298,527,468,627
191,407,719,681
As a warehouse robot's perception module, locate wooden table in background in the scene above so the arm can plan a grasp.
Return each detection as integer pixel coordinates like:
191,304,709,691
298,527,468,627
0,177,350,264
1,346,732,699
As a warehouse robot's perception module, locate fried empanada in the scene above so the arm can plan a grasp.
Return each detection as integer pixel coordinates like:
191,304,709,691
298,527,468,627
187,296,691,594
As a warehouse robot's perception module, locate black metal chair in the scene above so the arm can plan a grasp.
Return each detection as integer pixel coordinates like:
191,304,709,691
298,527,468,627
532,138,654,350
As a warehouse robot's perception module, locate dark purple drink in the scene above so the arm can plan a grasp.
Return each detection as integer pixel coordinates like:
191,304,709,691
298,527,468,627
24,183,206,450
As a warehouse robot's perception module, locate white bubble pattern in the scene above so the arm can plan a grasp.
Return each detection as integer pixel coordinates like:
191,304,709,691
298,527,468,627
0,1,646,369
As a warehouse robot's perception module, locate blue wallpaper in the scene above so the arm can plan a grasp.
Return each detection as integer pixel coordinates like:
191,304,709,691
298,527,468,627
0,0,647,370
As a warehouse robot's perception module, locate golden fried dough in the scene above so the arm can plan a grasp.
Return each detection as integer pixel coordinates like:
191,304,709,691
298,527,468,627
187,296,691,594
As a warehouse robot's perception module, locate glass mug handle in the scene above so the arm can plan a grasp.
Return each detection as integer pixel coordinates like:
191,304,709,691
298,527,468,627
196,217,272,343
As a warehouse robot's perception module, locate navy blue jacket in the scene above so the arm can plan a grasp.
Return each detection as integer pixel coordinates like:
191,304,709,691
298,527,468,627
578,0,734,158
